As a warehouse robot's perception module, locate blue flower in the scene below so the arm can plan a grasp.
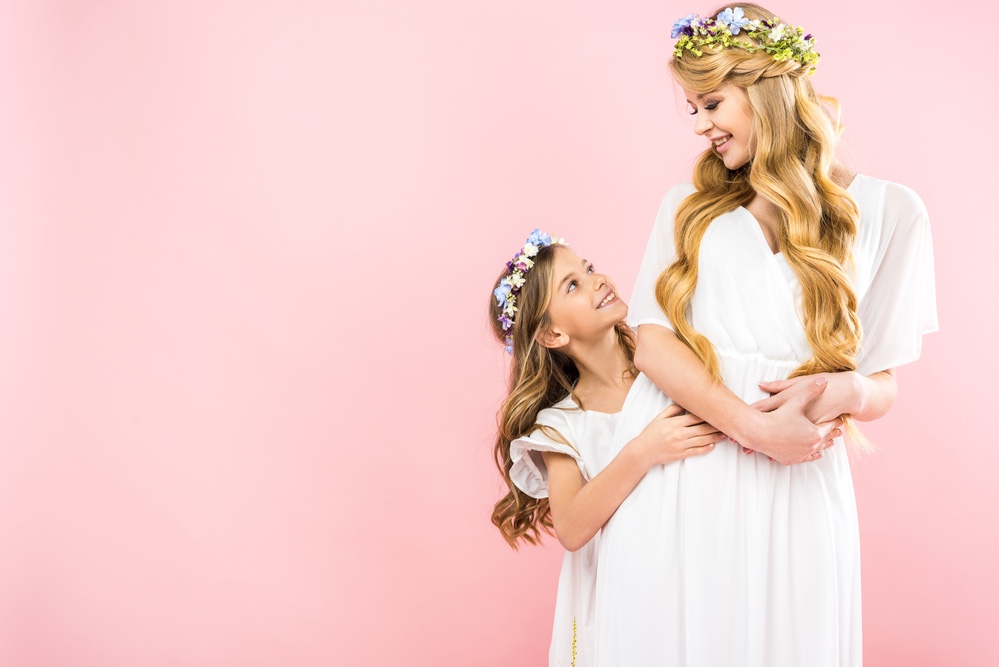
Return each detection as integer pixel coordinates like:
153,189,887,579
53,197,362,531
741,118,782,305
671,13,698,39
525,229,553,247
716,7,750,35
504,338,514,355
494,282,512,306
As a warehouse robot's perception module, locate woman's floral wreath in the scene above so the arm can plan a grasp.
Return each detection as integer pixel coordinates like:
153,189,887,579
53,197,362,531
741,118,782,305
671,7,819,73
493,229,565,354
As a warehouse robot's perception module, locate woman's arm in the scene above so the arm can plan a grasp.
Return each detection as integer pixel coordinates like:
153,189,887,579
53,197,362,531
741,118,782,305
634,324,839,464
542,405,721,552
756,369,897,423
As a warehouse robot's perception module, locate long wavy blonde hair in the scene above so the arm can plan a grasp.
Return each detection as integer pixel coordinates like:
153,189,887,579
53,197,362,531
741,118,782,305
489,244,636,548
659,4,862,389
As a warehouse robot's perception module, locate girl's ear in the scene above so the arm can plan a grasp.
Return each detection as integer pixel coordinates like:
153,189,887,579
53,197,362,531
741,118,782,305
536,327,569,350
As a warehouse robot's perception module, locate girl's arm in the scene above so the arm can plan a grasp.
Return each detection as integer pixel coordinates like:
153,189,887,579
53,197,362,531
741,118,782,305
542,405,720,552
634,324,840,465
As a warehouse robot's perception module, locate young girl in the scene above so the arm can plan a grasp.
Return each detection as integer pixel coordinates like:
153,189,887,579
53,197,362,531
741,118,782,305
489,230,730,667
593,5,937,666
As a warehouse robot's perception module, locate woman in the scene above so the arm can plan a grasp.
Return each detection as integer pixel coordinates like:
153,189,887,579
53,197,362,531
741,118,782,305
592,6,937,666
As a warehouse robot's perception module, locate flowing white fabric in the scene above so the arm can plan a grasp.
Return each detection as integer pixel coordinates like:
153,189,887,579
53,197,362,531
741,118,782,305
590,174,938,667
510,387,645,667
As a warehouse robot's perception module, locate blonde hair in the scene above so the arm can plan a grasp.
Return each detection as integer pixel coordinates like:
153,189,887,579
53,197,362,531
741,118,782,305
656,4,860,378
660,4,868,445
489,244,636,548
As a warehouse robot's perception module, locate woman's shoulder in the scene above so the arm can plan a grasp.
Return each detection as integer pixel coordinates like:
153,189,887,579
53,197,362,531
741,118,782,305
653,182,698,227
661,182,697,206
852,173,928,217
850,174,933,297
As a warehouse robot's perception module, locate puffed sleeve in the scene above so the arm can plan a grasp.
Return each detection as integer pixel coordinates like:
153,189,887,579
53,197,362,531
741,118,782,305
855,182,939,375
628,183,697,329
509,407,584,500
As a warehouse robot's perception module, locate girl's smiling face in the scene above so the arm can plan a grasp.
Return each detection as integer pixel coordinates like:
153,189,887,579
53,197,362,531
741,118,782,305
682,83,756,170
541,246,627,349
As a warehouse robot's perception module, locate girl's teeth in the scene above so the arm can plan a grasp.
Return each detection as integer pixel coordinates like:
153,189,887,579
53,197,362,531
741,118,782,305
600,293,615,307
714,137,730,147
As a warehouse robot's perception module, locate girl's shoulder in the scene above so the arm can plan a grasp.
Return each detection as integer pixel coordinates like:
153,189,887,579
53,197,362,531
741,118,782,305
535,396,583,429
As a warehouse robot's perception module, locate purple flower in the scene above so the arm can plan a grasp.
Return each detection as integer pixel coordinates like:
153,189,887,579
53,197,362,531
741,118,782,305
671,13,698,39
717,7,750,35
499,314,513,331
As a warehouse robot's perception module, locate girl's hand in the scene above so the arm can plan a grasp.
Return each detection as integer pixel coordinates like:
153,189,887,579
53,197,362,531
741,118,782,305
632,403,726,467
755,371,862,424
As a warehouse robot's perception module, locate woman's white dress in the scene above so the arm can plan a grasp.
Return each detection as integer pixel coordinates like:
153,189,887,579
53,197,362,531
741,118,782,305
591,175,938,666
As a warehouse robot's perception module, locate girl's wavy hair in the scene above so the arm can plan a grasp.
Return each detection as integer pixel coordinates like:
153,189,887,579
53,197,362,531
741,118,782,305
488,243,636,548
661,4,869,446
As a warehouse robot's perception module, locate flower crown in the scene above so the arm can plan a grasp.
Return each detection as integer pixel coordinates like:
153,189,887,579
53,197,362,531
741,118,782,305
671,7,819,73
493,229,565,354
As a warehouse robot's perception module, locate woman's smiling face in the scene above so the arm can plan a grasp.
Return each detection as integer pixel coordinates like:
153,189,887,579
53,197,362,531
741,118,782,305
682,83,756,170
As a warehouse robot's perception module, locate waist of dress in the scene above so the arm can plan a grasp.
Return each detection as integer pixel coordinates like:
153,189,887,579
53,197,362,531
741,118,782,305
715,349,807,367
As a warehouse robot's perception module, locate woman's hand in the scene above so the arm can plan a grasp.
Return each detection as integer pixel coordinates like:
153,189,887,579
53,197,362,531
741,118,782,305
740,419,843,462
756,368,897,423
755,371,862,424
741,377,844,465
631,403,726,467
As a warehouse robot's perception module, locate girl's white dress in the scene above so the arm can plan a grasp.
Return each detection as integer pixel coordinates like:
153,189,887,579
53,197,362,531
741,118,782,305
510,390,647,667
592,174,937,666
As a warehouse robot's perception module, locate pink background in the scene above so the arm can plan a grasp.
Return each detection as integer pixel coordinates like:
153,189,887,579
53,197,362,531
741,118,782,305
1,1,993,665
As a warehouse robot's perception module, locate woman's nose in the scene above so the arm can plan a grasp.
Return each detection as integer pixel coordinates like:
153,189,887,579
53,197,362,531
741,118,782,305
694,113,712,136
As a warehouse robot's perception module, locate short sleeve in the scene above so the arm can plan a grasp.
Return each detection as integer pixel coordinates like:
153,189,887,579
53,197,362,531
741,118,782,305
628,183,697,330
508,407,583,500
856,183,939,375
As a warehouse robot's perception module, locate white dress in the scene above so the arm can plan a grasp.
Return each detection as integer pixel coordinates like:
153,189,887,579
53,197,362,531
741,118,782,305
510,389,648,667
591,175,938,666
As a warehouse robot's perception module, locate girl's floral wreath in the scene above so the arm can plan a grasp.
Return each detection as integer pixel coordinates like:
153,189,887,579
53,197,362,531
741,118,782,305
493,229,565,354
672,7,819,73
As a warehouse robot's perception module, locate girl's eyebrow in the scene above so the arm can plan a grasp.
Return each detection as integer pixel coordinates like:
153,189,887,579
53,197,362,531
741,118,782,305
557,258,590,290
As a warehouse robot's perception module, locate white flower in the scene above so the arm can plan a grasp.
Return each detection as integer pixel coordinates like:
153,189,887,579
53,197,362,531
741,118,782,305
504,301,517,317
522,242,539,257
507,272,525,289
769,24,788,41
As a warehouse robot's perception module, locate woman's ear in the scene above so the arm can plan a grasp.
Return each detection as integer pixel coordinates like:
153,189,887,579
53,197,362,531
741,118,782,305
536,327,569,350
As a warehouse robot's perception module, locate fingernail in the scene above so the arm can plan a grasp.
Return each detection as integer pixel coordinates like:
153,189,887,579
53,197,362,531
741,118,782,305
815,377,827,386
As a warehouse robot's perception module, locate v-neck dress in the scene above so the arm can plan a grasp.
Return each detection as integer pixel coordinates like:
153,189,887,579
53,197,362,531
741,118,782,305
591,175,938,666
